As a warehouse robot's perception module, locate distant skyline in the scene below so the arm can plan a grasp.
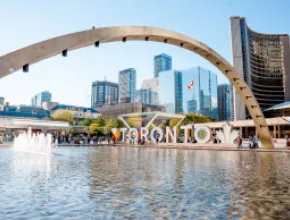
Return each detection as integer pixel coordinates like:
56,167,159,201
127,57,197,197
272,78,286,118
1,0,290,106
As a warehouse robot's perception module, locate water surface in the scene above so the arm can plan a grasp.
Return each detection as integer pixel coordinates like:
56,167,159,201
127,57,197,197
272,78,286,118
0,146,290,219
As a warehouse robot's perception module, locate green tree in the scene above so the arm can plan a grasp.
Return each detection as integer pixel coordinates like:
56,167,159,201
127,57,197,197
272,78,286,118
169,118,180,128
148,124,154,132
95,116,106,126
89,116,107,135
90,122,103,134
169,112,213,127
117,118,125,128
127,120,135,127
106,117,118,129
81,118,93,126
51,110,74,123
183,112,214,124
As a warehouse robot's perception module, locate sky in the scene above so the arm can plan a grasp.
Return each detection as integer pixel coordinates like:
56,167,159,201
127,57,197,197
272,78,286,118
0,0,290,106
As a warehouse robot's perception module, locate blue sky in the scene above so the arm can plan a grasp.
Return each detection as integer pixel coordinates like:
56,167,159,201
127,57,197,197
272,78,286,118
0,0,289,106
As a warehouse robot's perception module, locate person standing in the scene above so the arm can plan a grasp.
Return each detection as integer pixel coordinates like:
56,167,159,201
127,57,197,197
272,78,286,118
252,136,258,148
286,135,290,149
156,133,159,145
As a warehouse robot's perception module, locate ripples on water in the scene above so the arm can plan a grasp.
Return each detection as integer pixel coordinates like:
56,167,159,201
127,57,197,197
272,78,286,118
0,146,290,219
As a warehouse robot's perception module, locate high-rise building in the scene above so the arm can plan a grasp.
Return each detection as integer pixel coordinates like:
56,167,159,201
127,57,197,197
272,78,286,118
0,97,5,105
141,77,159,104
159,70,183,113
135,89,158,105
118,68,136,103
154,53,172,77
182,67,218,120
91,81,118,108
230,16,290,120
141,77,159,93
218,84,234,121
31,91,51,107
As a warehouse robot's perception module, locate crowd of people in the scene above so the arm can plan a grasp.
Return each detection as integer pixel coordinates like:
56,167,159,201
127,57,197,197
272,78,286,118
52,134,110,145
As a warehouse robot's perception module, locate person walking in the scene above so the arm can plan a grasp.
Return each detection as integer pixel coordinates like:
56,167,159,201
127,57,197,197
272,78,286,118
236,135,243,149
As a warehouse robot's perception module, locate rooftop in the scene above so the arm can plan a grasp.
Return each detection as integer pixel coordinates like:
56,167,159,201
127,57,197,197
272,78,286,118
264,102,290,112
53,104,99,113
154,53,172,60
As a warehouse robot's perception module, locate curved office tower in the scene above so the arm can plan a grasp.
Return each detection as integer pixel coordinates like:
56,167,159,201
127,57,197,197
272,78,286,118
230,16,290,120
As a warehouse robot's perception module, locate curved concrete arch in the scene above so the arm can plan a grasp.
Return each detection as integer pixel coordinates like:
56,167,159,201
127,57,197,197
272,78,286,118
0,26,273,148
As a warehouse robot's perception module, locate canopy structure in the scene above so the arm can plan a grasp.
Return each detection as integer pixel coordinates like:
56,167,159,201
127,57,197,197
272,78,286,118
0,117,69,130
118,111,185,128
264,102,290,112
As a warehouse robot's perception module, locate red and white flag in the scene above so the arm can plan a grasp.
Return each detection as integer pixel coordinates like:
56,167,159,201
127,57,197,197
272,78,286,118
187,80,194,90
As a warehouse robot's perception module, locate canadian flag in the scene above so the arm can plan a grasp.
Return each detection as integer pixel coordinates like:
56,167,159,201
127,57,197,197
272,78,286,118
187,80,194,89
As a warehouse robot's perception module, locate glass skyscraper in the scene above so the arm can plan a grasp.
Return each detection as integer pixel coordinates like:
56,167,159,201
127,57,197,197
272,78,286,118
135,89,158,105
159,67,217,119
181,67,218,120
154,53,172,78
159,70,183,113
118,68,136,103
217,84,234,121
230,16,290,120
91,81,118,108
31,91,52,107
141,77,159,93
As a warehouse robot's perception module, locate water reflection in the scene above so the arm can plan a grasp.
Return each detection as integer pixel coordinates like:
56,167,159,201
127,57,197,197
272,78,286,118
0,146,290,219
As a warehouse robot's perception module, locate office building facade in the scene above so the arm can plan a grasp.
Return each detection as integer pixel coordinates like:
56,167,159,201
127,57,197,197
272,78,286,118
118,68,136,103
0,97,4,105
141,77,159,93
230,16,290,120
154,53,172,77
31,91,51,107
182,67,218,120
135,89,159,105
159,70,183,114
218,84,234,121
91,81,118,108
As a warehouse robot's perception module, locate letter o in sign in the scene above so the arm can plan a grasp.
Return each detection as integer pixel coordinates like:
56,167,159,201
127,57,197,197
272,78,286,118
194,125,211,144
151,127,164,143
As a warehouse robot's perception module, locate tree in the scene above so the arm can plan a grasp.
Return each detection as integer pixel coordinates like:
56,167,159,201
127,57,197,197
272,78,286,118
168,112,214,127
148,124,154,132
90,122,104,134
127,120,135,128
81,118,93,126
117,118,125,128
51,110,74,123
89,116,107,135
169,118,180,128
106,117,118,129
95,116,106,126
104,117,118,135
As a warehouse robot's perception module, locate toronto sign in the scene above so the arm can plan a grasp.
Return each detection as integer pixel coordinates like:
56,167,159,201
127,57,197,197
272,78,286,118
111,125,212,144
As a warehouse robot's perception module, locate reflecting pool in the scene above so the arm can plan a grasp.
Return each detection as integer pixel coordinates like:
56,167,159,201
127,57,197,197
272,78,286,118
1,146,290,219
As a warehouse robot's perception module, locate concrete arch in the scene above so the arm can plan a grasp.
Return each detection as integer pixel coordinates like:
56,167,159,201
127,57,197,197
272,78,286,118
0,26,273,148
